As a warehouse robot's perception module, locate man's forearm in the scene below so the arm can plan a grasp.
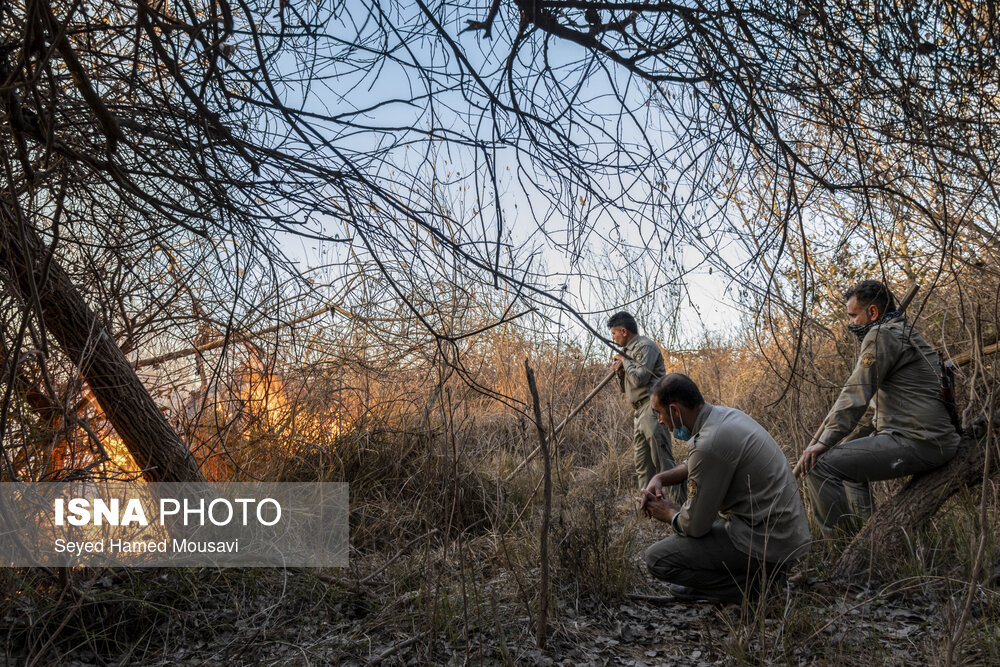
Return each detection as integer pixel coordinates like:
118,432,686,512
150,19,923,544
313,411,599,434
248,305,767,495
624,360,652,387
652,463,688,488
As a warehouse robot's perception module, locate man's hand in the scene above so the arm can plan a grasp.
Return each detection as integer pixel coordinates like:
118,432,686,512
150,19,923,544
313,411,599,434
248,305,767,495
637,489,678,523
639,466,689,510
795,442,830,476
642,476,665,506
612,353,625,375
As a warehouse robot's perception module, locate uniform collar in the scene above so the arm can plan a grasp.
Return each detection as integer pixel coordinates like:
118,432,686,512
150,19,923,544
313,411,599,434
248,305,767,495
691,402,713,437
859,314,910,344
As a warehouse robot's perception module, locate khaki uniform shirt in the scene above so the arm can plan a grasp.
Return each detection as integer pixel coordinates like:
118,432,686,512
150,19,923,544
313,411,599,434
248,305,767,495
621,335,666,405
817,317,961,451
672,404,810,563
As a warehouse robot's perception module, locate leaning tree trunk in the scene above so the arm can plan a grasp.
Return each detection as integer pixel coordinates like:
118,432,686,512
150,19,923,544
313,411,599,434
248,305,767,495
0,202,204,483
829,419,999,582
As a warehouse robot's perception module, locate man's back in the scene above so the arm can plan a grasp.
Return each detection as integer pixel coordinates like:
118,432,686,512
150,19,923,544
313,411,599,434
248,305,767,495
621,334,666,404
678,404,810,563
817,317,960,450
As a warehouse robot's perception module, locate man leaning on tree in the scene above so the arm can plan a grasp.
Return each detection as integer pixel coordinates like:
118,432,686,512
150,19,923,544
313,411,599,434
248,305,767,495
608,311,684,502
796,280,962,537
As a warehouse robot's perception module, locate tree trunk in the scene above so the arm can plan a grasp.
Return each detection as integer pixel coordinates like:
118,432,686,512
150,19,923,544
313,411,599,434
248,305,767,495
829,420,998,582
0,203,204,483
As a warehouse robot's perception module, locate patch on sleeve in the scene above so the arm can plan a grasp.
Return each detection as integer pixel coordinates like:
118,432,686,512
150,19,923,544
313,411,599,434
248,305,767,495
861,352,876,367
687,479,698,501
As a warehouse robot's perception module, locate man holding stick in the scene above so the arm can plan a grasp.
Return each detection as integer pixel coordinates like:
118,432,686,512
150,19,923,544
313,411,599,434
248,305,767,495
796,280,961,536
608,312,684,501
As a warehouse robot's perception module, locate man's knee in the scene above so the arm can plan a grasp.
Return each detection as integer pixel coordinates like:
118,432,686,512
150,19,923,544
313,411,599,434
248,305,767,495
644,545,669,580
804,466,835,504
809,448,867,487
644,539,684,581
810,448,843,477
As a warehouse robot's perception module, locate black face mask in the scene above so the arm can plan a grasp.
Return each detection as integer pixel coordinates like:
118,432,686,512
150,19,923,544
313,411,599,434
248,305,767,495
847,310,901,342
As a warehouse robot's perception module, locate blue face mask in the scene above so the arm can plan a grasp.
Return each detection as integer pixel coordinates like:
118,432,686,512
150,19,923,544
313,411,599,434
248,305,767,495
669,408,692,441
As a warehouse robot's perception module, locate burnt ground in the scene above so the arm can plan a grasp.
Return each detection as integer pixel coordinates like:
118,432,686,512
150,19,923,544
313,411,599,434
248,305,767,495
6,499,1000,666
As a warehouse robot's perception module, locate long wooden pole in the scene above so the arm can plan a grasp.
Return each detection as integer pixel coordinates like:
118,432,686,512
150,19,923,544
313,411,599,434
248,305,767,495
793,283,921,477
504,369,618,481
947,341,999,368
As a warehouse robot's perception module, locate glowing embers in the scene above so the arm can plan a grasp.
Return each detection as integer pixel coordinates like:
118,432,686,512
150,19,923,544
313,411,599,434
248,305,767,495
82,389,140,475
234,356,353,444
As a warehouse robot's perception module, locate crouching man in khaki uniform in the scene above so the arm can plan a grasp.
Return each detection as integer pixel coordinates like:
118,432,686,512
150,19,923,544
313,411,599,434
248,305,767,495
639,374,810,603
608,312,684,502
796,280,961,536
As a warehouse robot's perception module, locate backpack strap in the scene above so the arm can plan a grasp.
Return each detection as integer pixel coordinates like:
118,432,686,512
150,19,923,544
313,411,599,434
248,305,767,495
910,336,963,435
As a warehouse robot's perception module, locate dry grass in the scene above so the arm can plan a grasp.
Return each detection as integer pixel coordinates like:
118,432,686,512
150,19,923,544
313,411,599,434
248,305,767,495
4,280,999,665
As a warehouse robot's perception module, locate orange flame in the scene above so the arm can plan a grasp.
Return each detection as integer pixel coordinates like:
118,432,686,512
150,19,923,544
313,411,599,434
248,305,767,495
240,362,291,430
100,436,139,474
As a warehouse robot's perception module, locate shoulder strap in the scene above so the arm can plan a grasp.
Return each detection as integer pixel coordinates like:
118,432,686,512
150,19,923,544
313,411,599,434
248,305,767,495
907,330,964,435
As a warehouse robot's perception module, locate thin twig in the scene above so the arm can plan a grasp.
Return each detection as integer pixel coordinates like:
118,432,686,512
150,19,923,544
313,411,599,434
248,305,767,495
359,528,440,585
366,631,430,666
524,358,550,650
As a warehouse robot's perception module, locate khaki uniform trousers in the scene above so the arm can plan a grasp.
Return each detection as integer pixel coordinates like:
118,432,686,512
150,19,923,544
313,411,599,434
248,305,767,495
633,397,686,503
806,432,958,535
644,521,794,603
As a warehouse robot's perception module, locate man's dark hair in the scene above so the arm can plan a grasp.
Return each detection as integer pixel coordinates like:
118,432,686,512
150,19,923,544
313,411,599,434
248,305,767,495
652,373,704,410
844,280,896,315
607,311,638,334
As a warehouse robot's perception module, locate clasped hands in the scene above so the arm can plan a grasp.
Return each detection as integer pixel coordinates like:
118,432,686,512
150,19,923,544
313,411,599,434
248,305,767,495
636,477,677,523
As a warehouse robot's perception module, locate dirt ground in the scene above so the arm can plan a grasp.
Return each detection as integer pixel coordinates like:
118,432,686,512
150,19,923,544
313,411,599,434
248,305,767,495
8,493,999,666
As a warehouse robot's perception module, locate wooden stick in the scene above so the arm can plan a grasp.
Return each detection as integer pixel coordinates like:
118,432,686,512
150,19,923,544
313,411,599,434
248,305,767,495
504,369,617,482
948,341,999,368
793,283,921,477
524,359,551,649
